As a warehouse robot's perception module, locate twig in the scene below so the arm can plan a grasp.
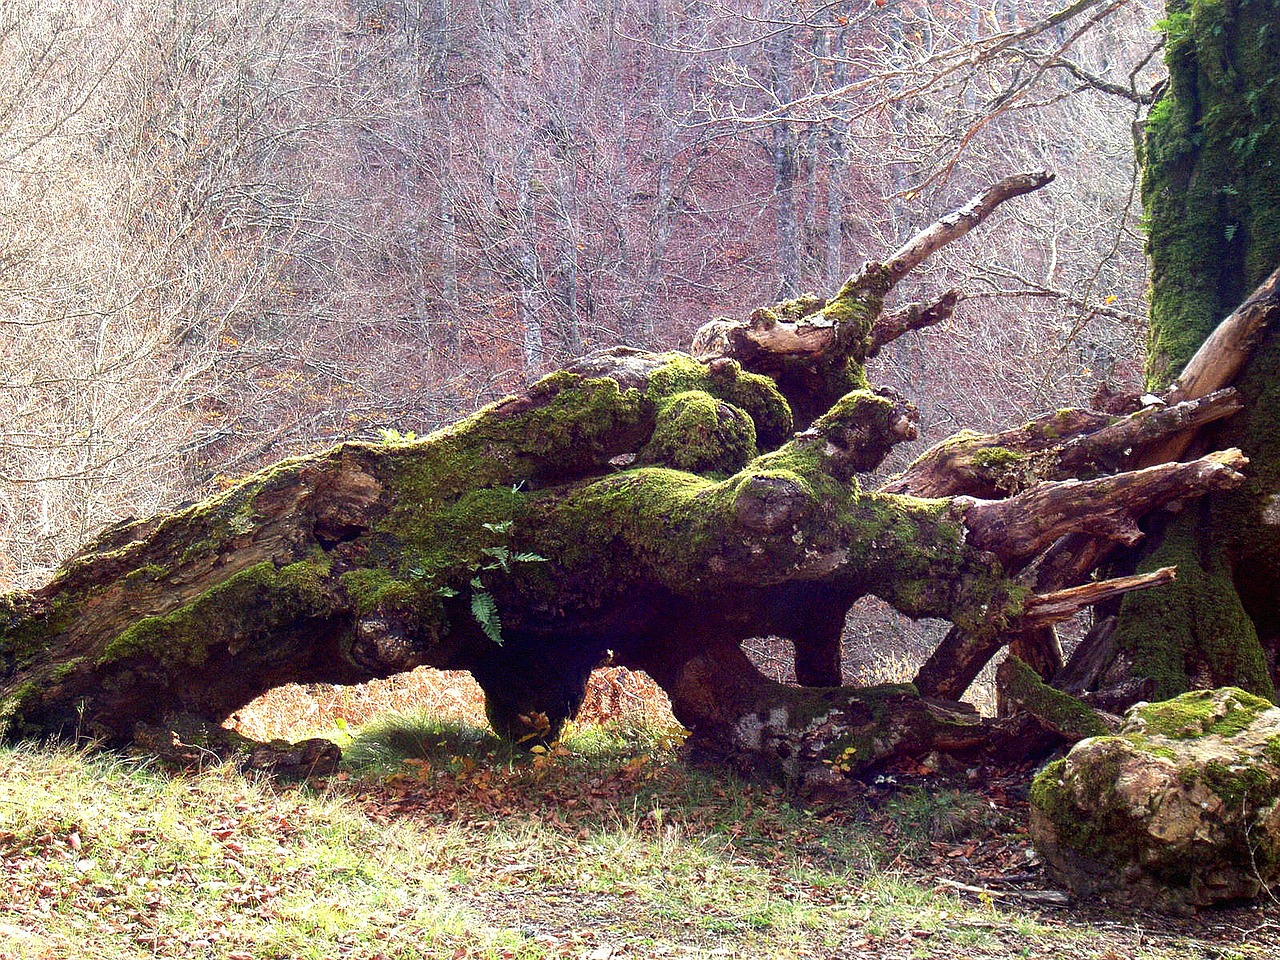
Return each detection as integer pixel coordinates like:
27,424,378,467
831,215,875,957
934,876,1070,907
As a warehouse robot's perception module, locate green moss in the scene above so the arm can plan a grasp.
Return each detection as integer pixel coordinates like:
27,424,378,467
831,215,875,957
638,391,757,474
773,293,827,322
0,681,40,736
376,484,532,600
814,683,925,772
823,268,890,352
1001,656,1108,740
946,579,1031,637
1030,758,1068,813
97,559,336,667
381,373,648,510
1143,0,1280,387
643,353,716,399
1029,742,1143,864
524,427,999,615
1132,686,1271,739
750,307,779,329
372,360,796,578
644,354,794,449
1265,734,1280,765
537,466,725,595
0,591,82,675
339,569,419,615
720,372,793,449
122,564,167,586
0,592,38,667
971,446,1026,469
48,659,83,684
1201,758,1280,810
1114,522,1275,701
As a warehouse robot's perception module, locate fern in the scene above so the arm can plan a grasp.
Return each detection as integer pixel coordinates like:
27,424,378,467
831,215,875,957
469,581,503,646
443,514,548,646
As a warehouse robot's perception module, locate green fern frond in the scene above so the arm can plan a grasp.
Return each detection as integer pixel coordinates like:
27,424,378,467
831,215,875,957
470,589,503,646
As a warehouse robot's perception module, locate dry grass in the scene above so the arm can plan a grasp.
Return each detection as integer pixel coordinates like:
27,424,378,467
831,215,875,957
232,594,1032,746
231,665,677,743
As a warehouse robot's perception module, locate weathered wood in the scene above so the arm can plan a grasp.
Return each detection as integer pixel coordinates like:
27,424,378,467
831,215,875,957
883,390,1242,501
913,446,1239,704
691,171,1055,379
1056,389,1243,475
0,166,1246,784
1167,264,1280,403
881,408,1111,499
866,290,961,358
995,656,1110,742
864,169,1055,290
914,560,1176,702
959,449,1248,563
691,288,961,365
1143,264,1280,464
1020,568,1177,627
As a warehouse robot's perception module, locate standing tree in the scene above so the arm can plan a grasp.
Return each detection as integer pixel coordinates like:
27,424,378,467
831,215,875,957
1088,0,1280,704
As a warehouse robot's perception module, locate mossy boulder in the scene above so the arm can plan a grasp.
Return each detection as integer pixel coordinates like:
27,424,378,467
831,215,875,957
1030,687,1280,912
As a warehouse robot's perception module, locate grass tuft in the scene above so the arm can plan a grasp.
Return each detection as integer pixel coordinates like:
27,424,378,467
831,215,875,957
343,712,505,775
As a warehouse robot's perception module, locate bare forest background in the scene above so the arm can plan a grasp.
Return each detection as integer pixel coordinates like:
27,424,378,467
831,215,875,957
1,0,1162,684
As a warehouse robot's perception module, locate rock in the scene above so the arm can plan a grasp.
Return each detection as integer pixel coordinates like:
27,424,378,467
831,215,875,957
245,737,342,779
132,715,341,780
1029,687,1280,912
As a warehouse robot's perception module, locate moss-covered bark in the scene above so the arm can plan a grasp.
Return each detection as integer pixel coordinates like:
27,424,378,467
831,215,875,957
1143,0,1280,386
0,344,1023,762
1115,0,1280,701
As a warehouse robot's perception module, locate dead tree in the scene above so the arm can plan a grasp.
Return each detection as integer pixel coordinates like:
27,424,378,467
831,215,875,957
0,172,1265,782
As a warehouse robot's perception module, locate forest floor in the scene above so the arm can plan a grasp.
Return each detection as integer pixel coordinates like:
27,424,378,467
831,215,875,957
1,669,1276,960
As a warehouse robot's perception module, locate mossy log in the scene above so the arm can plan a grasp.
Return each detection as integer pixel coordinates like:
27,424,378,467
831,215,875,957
0,171,1256,781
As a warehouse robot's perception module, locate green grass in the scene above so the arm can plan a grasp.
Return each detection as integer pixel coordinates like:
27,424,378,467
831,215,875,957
0,719,1275,959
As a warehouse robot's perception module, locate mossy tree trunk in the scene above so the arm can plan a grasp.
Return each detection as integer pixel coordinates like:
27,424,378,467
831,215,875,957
0,172,1253,782
1103,0,1280,704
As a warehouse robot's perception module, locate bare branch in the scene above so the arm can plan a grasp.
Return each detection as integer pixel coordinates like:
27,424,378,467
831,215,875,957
866,290,961,359
837,170,1055,299
1020,567,1177,627
1011,48,1158,105
960,449,1249,564
1168,264,1280,403
882,390,1244,501
1142,264,1280,464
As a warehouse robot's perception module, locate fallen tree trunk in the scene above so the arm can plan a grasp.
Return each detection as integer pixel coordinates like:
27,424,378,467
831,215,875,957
0,171,1258,781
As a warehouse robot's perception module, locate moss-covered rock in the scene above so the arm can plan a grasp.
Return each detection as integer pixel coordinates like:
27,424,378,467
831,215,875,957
1030,687,1280,912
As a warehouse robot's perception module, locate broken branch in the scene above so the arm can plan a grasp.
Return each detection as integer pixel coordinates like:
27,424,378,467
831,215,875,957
1019,567,1177,628
960,449,1248,563
866,290,961,358
838,170,1055,298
